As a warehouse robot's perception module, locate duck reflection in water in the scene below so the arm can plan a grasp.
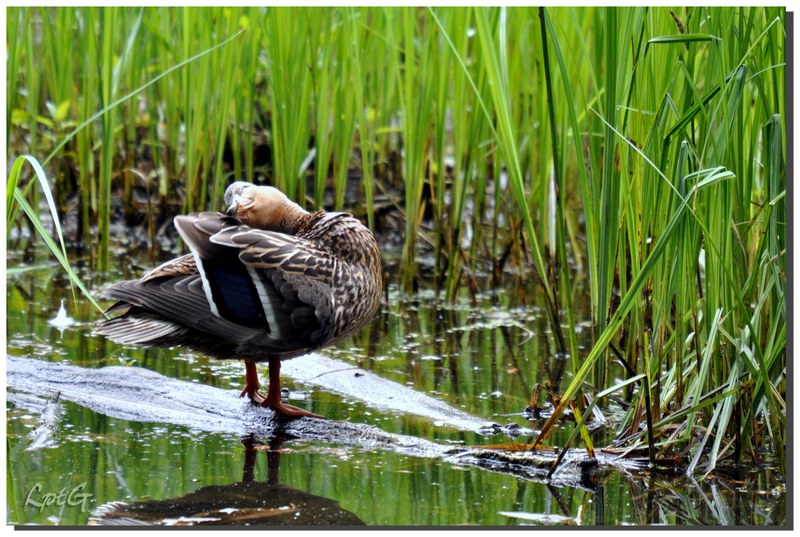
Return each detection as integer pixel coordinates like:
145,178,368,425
89,435,364,526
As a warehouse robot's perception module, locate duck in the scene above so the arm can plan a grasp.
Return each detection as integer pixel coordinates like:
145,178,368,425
94,181,383,419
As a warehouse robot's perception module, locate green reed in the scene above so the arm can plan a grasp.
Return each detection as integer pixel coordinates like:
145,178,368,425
6,6,786,473
532,7,785,473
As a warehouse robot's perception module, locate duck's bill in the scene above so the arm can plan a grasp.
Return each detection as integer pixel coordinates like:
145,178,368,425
227,194,253,216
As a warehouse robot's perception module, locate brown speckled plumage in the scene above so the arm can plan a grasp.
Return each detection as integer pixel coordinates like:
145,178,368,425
94,182,383,418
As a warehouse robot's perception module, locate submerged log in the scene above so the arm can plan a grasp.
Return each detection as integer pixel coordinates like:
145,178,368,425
281,353,506,432
7,355,645,489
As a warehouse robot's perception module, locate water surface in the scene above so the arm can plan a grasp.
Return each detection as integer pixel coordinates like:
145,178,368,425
6,239,785,526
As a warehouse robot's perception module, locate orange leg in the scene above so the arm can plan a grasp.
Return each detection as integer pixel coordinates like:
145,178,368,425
241,359,324,419
240,361,266,404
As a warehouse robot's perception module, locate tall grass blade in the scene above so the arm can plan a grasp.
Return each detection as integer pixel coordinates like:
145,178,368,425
8,156,102,311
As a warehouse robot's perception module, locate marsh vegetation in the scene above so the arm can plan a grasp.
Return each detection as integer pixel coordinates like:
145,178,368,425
6,6,787,526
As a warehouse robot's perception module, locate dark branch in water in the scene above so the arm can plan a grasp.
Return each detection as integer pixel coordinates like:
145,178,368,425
7,355,645,490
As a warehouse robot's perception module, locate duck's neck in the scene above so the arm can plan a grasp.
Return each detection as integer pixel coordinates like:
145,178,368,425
270,200,313,235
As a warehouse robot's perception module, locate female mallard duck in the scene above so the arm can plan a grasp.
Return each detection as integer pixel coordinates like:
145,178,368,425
95,182,383,419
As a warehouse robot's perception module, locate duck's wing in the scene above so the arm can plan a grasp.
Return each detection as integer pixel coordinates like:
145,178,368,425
140,253,197,283
175,213,335,352
95,244,260,352
95,275,257,359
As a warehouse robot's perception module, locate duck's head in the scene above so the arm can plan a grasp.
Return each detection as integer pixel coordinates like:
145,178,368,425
225,182,305,229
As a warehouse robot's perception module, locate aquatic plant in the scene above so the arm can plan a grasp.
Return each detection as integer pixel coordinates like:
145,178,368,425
6,6,786,475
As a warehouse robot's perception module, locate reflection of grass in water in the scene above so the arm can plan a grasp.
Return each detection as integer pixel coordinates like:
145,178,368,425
7,6,786,479
5,268,787,526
